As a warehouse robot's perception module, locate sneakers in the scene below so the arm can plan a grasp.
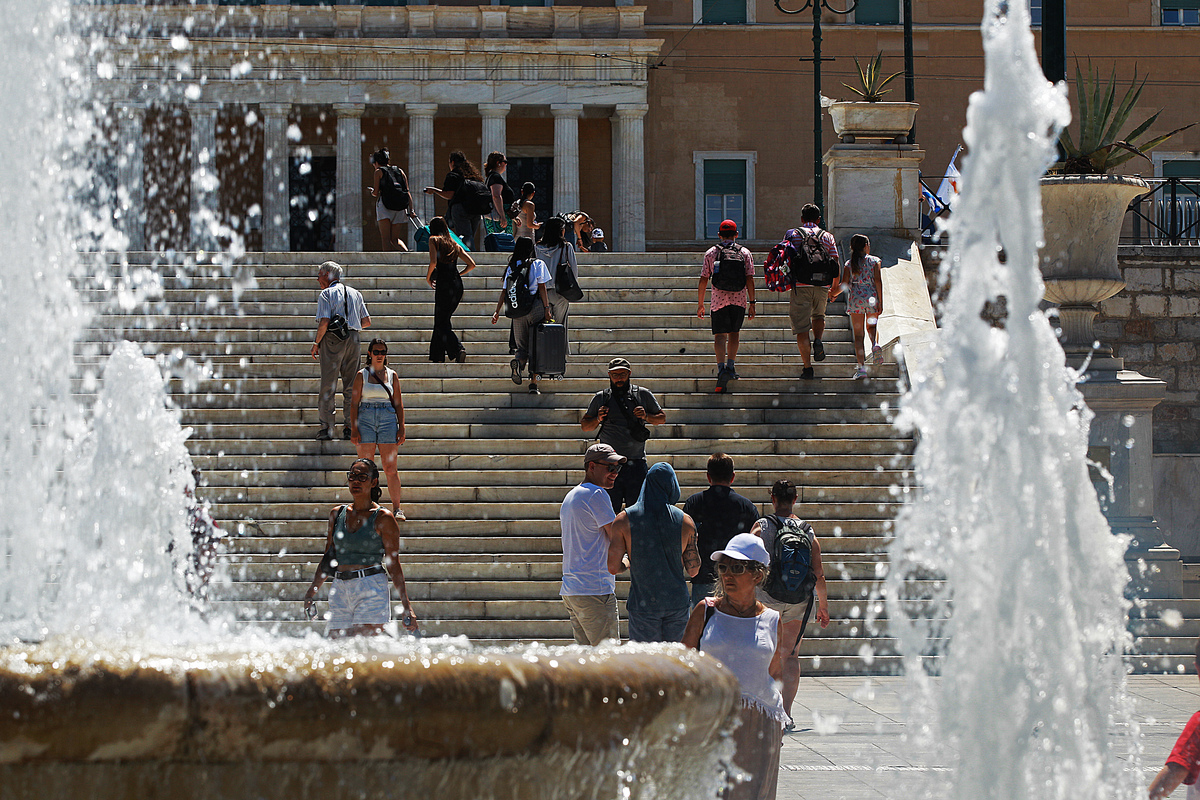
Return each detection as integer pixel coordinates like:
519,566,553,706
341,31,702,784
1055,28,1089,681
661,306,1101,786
528,383,540,394
800,367,815,380
715,368,731,394
725,362,739,380
853,366,868,380
812,339,826,362
783,714,796,733
342,426,352,440
872,343,882,358
315,430,334,441
510,358,522,385
456,348,467,364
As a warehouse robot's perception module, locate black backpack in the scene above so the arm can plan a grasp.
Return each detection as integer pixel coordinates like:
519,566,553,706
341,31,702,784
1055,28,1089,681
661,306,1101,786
378,166,410,212
711,242,748,292
786,227,836,287
762,515,817,604
503,259,536,318
461,178,496,216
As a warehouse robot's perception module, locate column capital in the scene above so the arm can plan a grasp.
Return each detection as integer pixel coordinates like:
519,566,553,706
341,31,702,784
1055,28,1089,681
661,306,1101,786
478,103,512,118
406,102,439,118
551,103,584,119
333,103,365,118
615,103,649,119
259,102,291,116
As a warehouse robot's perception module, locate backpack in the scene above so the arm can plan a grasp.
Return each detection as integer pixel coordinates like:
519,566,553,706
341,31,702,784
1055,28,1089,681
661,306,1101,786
764,241,794,292
786,227,837,287
378,166,410,212
710,243,747,292
762,515,817,604
503,259,536,318
460,178,496,216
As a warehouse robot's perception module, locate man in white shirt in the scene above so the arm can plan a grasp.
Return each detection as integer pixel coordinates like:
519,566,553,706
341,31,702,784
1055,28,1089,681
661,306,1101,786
559,443,626,644
312,261,371,440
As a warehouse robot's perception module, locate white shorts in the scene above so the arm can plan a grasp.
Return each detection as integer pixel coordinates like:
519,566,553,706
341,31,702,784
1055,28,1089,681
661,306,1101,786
376,199,409,224
325,571,390,632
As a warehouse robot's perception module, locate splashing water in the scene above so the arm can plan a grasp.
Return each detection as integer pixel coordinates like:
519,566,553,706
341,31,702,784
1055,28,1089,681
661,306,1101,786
884,2,1140,799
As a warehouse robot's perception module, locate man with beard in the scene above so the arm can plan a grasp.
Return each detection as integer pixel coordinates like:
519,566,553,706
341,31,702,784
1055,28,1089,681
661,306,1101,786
580,358,666,513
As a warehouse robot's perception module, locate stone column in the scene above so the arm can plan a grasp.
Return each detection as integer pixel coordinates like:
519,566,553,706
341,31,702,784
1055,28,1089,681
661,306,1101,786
189,103,220,251
260,102,291,253
552,103,583,216
407,102,438,247
114,102,146,252
613,103,647,252
334,103,365,252
479,103,510,163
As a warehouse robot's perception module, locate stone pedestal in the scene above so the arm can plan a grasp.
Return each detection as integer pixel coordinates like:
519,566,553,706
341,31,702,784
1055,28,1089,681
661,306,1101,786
1079,365,1179,598
822,142,925,245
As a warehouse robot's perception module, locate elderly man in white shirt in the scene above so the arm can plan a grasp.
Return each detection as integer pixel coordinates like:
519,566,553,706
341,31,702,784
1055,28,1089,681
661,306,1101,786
312,260,371,440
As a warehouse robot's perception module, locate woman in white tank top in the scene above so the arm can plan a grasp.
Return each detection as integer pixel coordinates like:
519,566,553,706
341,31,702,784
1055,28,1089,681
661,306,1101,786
682,532,786,800
349,338,406,519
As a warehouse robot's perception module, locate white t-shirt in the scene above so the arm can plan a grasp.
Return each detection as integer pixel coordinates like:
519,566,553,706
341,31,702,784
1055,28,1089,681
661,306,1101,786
559,481,618,596
502,258,551,294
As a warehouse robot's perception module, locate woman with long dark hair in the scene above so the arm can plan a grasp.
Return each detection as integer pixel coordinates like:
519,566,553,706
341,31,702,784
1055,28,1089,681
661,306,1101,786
841,234,884,380
349,338,405,518
368,148,414,252
302,457,419,638
512,181,540,237
491,236,552,393
424,150,483,249
427,216,477,364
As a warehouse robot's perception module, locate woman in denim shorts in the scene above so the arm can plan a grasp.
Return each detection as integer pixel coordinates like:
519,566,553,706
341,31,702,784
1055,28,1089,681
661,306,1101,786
349,338,406,519
302,458,419,637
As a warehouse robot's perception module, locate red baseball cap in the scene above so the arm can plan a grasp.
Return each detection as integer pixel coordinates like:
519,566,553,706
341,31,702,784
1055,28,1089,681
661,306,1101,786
718,219,738,235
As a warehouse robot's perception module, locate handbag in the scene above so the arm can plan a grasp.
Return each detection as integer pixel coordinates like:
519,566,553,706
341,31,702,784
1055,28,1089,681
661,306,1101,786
326,284,351,341
484,218,516,252
554,245,584,302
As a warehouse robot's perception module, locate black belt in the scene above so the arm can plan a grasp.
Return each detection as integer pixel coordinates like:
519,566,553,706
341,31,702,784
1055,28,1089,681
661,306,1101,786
335,565,385,580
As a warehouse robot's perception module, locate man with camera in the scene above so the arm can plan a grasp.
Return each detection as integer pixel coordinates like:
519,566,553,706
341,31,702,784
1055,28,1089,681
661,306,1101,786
312,260,371,441
580,358,666,513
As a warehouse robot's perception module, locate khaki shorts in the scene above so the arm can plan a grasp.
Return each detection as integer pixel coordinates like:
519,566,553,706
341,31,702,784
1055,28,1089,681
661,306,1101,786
789,285,829,335
561,593,620,645
756,588,815,654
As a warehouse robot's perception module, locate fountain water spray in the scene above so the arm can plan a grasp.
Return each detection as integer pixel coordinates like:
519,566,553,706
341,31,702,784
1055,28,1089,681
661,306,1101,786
884,2,1141,798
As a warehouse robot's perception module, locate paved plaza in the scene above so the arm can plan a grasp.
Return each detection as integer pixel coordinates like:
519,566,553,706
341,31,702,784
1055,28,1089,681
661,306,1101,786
775,674,1200,799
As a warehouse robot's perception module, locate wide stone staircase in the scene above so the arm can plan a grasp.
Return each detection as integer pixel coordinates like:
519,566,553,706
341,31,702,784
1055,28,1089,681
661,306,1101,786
80,251,1195,674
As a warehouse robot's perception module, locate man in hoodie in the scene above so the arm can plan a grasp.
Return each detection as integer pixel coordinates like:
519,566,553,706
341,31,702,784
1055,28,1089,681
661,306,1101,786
580,358,667,512
607,462,701,642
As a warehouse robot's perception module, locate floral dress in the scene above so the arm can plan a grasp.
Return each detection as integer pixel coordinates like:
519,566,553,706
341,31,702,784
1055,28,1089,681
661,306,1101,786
845,255,881,315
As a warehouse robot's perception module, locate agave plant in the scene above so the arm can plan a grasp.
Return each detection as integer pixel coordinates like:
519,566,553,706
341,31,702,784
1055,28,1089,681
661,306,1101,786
842,53,903,103
1057,60,1195,174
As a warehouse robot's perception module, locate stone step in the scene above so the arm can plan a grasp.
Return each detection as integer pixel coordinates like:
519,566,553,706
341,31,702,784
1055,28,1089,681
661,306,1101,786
223,533,892,555
168,388,900,411
217,578,899,602
209,500,902,522
216,517,894,539
203,483,900,505
105,251,786,269
198,468,908,489
190,453,912,473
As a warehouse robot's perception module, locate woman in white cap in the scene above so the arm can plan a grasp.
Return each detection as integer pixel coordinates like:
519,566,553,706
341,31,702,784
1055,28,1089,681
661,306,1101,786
681,532,785,800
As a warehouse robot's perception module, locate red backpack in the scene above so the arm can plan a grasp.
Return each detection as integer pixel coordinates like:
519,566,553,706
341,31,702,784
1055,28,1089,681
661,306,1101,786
764,241,795,292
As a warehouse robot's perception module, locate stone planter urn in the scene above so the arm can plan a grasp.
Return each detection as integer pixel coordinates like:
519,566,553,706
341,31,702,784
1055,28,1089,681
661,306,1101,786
828,101,919,144
1039,174,1149,356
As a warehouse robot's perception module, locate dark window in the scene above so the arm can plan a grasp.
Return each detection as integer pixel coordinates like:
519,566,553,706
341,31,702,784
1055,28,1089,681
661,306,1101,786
290,155,337,252
1163,160,1200,179
854,0,899,24
507,157,554,220
702,0,747,25
1162,0,1200,25
703,159,746,239
1029,0,1041,26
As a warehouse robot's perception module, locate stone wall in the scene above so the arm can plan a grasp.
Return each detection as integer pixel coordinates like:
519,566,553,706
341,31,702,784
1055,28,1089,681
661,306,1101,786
1097,247,1200,454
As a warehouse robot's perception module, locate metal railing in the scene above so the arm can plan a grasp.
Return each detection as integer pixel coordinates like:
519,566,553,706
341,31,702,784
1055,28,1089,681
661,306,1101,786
1125,178,1200,246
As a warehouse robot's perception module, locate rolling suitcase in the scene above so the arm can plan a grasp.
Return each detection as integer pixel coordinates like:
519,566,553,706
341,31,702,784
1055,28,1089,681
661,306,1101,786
531,323,567,379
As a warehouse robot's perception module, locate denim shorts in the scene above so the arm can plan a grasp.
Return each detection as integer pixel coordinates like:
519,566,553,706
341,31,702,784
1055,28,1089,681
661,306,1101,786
358,401,397,444
325,571,390,632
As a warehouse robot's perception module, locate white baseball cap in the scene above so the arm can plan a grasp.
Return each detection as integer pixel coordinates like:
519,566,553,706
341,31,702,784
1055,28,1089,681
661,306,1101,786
711,532,770,566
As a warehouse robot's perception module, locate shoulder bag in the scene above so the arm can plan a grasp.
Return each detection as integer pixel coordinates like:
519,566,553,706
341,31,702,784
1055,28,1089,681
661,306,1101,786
555,244,584,302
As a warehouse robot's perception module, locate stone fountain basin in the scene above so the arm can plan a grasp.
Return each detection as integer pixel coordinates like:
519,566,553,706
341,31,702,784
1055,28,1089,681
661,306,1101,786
0,637,739,799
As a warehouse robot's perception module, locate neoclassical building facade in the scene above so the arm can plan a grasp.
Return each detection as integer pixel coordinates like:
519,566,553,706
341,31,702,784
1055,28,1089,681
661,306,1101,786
82,1,1200,253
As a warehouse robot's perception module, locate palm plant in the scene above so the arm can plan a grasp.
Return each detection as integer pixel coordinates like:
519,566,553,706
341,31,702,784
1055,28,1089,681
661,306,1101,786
842,53,903,103
1056,60,1195,174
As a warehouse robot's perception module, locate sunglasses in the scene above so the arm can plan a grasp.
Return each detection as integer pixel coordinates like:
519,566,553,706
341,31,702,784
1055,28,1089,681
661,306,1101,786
715,562,753,575
601,464,622,474
369,349,387,356
347,471,372,482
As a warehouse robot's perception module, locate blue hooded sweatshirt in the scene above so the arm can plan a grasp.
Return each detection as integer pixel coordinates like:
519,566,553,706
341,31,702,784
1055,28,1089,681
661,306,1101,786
626,462,689,613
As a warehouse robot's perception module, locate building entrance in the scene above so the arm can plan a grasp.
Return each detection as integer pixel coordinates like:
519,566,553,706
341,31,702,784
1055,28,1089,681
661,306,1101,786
289,155,336,251
507,157,554,223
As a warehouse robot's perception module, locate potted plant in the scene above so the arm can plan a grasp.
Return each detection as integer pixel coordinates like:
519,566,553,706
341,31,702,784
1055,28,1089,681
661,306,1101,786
1040,61,1195,357
828,53,918,144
